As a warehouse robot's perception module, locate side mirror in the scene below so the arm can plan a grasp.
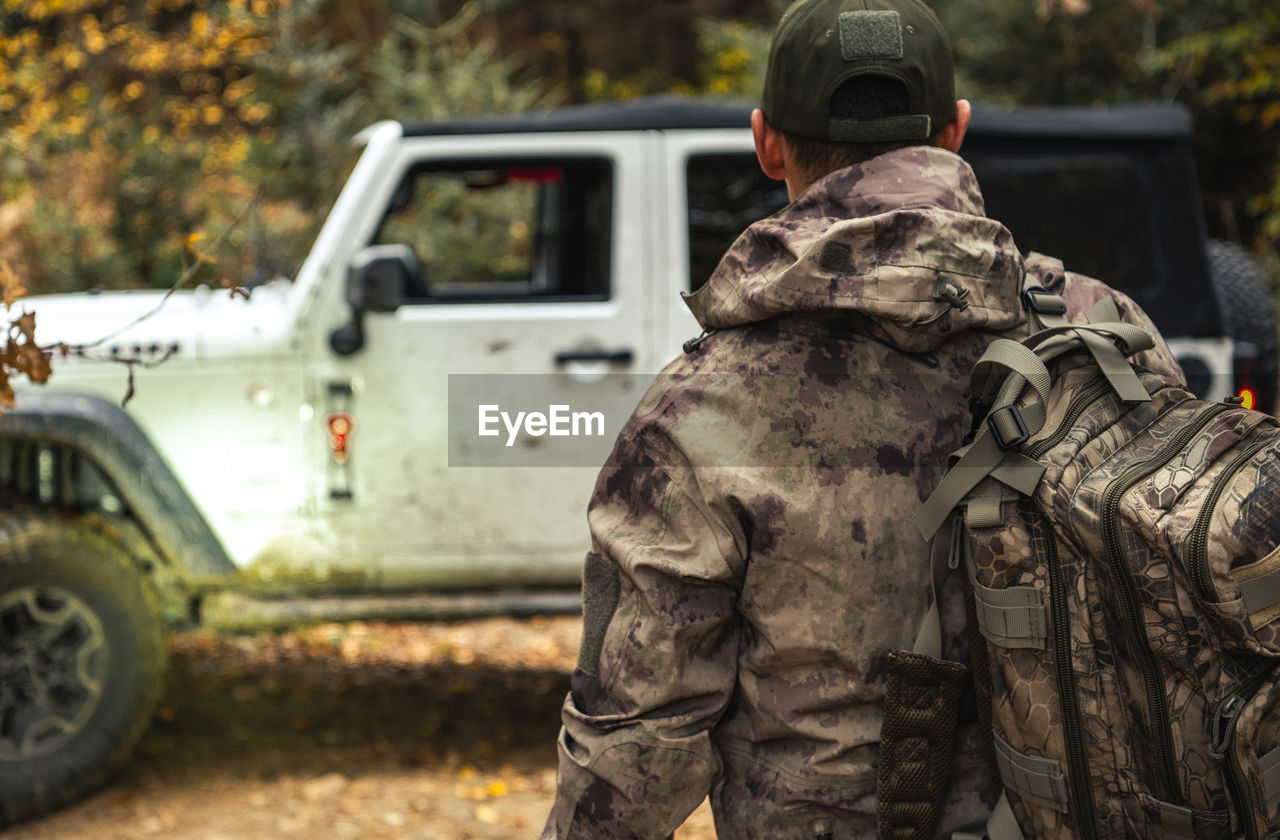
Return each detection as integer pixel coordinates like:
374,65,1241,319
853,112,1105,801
330,245,425,356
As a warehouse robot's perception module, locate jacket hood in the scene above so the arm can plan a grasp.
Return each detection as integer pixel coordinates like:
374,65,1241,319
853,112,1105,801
683,145,1027,353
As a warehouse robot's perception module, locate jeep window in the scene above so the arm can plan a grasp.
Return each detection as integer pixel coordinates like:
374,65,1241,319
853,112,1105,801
372,158,612,302
962,153,1157,299
686,153,789,292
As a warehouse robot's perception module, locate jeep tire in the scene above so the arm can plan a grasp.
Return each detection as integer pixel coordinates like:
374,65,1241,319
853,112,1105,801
1207,238,1279,415
0,512,168,826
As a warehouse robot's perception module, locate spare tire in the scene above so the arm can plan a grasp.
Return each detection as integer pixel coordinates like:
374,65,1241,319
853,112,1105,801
0,513,168,827
1207,238,1279,415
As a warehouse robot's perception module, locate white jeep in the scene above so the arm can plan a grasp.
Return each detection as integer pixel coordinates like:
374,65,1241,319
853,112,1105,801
0,96,1266,823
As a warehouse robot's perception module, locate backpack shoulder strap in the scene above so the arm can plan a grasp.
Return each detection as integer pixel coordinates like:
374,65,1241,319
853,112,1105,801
915,309,1156,542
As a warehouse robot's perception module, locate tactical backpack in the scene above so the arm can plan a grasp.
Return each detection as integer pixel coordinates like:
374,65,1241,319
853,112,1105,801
878,286,1280,840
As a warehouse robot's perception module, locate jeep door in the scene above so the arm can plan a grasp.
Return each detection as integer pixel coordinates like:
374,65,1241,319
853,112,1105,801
317,133,662,589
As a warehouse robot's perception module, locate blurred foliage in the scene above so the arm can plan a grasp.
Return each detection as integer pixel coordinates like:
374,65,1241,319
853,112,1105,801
929,0,1280,255
0,0,555,293
931,0,1164,106
364,8,552,123
692,19,770,99
0,0,1275,293
375,169,540,288
684,0,1280,258
2,0,295,290
1157,3,1280,253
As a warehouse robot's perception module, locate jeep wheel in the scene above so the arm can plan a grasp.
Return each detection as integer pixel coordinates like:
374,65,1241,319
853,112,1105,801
0,513,167,827
1207,238,1279,414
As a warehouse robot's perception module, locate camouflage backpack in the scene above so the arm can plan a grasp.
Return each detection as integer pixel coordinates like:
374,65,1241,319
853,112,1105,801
883,287,1280,840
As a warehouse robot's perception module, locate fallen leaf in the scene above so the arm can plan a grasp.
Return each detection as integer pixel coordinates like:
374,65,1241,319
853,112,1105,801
0,262,26,308
0,374,15,409
12,312,35,342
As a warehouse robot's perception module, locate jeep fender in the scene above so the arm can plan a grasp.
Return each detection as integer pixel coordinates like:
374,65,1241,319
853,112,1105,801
0,391,235,581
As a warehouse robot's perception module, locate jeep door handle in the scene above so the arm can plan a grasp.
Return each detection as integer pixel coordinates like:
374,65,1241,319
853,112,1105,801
553,348,634,366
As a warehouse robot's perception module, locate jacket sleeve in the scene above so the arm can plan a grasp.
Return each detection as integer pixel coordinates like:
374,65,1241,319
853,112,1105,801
543,432,743,840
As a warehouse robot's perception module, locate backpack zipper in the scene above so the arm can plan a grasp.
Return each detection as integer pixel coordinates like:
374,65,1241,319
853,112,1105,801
1040,510,1100,840
1007,376,1118,839
1184,430,1274,602
1100,403,1230,805
1025,376,1112,459
1209,659,1279,840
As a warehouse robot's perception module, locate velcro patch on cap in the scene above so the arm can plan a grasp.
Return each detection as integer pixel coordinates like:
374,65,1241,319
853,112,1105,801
839,10,903,61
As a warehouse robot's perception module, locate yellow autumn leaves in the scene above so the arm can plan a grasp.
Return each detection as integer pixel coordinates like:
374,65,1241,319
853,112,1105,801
0,0,285,155
455,765,537,829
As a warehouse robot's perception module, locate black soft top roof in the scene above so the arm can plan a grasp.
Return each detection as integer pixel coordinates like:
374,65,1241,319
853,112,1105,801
402,95,1191,141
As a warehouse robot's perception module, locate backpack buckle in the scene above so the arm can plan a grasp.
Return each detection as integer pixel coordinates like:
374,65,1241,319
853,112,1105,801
987,405,1030,451
1023,287,1067,316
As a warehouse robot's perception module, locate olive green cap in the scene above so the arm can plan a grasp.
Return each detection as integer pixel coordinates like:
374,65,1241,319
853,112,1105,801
761,0,956,143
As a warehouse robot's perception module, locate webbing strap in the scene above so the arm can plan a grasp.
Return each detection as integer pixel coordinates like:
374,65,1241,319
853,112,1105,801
1026,296,1069,332
1076,327,1152,403
985,791,1026,840
971,339,1053,413
1021,273,1068,333
1234,551,1280,626
914,514,963,659
1083,294,1121,324
971,581,1048,649
994,733,1069,814
917,431,1011,541
1023,320,1154,358
916,318,1150,542
1158,801,1196,840
917,410,1049,541
964,461,1044,529
1013,320,1152,405
988,455,1047,498
1261,744,1280,812
948,791,1027,840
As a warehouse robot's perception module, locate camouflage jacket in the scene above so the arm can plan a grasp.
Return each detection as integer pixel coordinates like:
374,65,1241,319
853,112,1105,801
543,145,1183,840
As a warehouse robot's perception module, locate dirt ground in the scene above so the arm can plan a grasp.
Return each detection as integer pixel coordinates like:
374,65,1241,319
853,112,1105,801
5,616,716,840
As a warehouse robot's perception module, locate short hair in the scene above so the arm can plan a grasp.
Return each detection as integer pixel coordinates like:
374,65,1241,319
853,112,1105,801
781,75,945,182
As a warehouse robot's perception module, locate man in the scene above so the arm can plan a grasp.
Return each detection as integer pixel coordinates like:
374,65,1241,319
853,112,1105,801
543,0,1183,837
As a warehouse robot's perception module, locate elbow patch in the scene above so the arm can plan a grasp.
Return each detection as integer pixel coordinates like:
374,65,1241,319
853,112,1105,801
577,551,621,677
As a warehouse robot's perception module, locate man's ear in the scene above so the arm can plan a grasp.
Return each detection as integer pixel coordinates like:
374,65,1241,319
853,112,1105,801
937,99,972,154
752,109,788,181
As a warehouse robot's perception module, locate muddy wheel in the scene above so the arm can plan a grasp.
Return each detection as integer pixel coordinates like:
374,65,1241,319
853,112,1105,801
0,513,167,826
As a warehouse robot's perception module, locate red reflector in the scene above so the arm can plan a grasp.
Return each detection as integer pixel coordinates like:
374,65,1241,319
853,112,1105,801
326,413,354,463
1239,388,1257,411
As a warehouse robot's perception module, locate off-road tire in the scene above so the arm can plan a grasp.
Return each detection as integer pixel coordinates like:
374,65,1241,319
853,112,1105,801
1207,238,1279,415
0,511,168,827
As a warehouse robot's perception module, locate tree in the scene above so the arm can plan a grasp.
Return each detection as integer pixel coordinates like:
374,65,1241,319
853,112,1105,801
929,0,1280,258
1157,2,1280,252
0,0,558,294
